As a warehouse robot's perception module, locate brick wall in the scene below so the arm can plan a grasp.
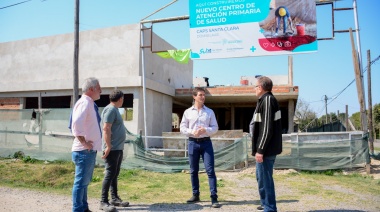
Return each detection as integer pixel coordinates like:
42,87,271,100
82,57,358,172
0,98,20,109
176,85,298,95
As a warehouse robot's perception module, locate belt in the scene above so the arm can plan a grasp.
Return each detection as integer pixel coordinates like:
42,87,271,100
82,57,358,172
189,137,210,142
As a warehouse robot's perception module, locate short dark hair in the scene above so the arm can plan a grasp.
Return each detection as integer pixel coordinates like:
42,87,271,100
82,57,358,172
192,87,206,96
109,90,124,102
257,76,273,92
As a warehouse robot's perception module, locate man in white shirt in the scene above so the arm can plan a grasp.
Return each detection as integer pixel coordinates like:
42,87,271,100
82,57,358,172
180,87,220,208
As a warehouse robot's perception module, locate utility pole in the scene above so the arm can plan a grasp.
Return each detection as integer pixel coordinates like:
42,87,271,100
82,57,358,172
367,50,374,154
350,28,370,174
349,28,367,131
73,0,80,107
345,105,349,131
38,92,42,151
353,0,367,114
324,95,328,124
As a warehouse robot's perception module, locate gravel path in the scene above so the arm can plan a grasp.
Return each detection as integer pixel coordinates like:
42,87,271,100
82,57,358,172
0,186,257,212
2,162,380,212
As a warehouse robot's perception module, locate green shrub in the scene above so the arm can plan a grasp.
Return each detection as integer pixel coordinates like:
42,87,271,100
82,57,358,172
22,156,38,163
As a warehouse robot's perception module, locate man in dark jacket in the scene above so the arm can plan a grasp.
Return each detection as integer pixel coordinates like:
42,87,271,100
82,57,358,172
250,76,282,212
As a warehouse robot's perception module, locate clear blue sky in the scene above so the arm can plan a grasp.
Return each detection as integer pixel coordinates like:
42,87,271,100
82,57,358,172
0,0,379,117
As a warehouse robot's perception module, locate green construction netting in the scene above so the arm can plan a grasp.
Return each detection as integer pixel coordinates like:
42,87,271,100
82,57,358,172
0,109,373,173
123,134,248,173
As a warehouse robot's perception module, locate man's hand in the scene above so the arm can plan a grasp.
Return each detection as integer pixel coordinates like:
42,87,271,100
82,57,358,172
102,146,111,159
193,126,206,137
83,140,93,151
255,153,263,163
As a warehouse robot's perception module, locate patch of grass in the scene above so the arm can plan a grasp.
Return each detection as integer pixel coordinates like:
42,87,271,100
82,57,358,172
0,158,215,202
0,159,75,192
22,155,38,163
217,180,225,187
272,168,380,208
119,169,139,178
91,175,101,182
1,157,380,206
301,169,343,176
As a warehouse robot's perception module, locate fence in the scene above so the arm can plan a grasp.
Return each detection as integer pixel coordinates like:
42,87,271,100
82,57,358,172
0,109,370,172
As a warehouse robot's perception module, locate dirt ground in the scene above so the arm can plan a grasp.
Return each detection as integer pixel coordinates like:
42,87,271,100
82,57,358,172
1,158,380,212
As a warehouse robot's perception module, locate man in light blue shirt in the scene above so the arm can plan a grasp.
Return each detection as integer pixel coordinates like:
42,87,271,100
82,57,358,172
180,87,220,208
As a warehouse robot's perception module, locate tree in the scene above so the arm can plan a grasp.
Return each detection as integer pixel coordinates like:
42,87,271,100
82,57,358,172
349,103,380,133
295,98,317,131
337,113,346,121
319,112,339,124
374,103,380,123
373,103,380,139
350,111,362,131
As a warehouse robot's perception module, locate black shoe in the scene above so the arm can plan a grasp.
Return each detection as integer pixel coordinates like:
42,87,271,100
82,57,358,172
211,196,221,208
110,197,129,207
84,209,92,212
257,205,264,211
186,195,200,203
99,202,116,212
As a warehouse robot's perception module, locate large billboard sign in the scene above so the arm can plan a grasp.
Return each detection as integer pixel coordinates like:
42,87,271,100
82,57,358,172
189,0,317,60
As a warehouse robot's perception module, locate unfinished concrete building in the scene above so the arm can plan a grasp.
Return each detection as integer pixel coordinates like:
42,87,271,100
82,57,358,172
0,23,298,147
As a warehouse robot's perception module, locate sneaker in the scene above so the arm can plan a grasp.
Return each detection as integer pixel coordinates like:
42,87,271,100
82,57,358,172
84,209,92,212
211,196,221,208
99,202,116,212
110,197,129,207
186,195,200,203
257,205,264,211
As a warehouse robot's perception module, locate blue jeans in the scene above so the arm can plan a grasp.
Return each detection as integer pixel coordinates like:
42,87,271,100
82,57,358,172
72,150,97,212
256,155,277,212
276,16,288,33
101,150,123,202
188,139,217,197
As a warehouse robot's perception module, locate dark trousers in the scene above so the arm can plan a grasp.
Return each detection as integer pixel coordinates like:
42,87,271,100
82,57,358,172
188,139,217,197
101,150,123,202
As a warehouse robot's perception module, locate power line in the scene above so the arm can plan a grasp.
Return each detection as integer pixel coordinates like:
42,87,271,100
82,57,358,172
307,99,324,104
327,54,380,105
0,0,31,10
305,54,380,129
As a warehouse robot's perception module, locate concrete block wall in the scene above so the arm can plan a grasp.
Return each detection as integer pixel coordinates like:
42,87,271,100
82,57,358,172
162,130,244,157
290,131,364,143
287,131,365,158
142,27,193,91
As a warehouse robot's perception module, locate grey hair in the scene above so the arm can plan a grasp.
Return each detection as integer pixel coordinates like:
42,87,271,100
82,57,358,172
257,76,273,92
82,77,99,93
